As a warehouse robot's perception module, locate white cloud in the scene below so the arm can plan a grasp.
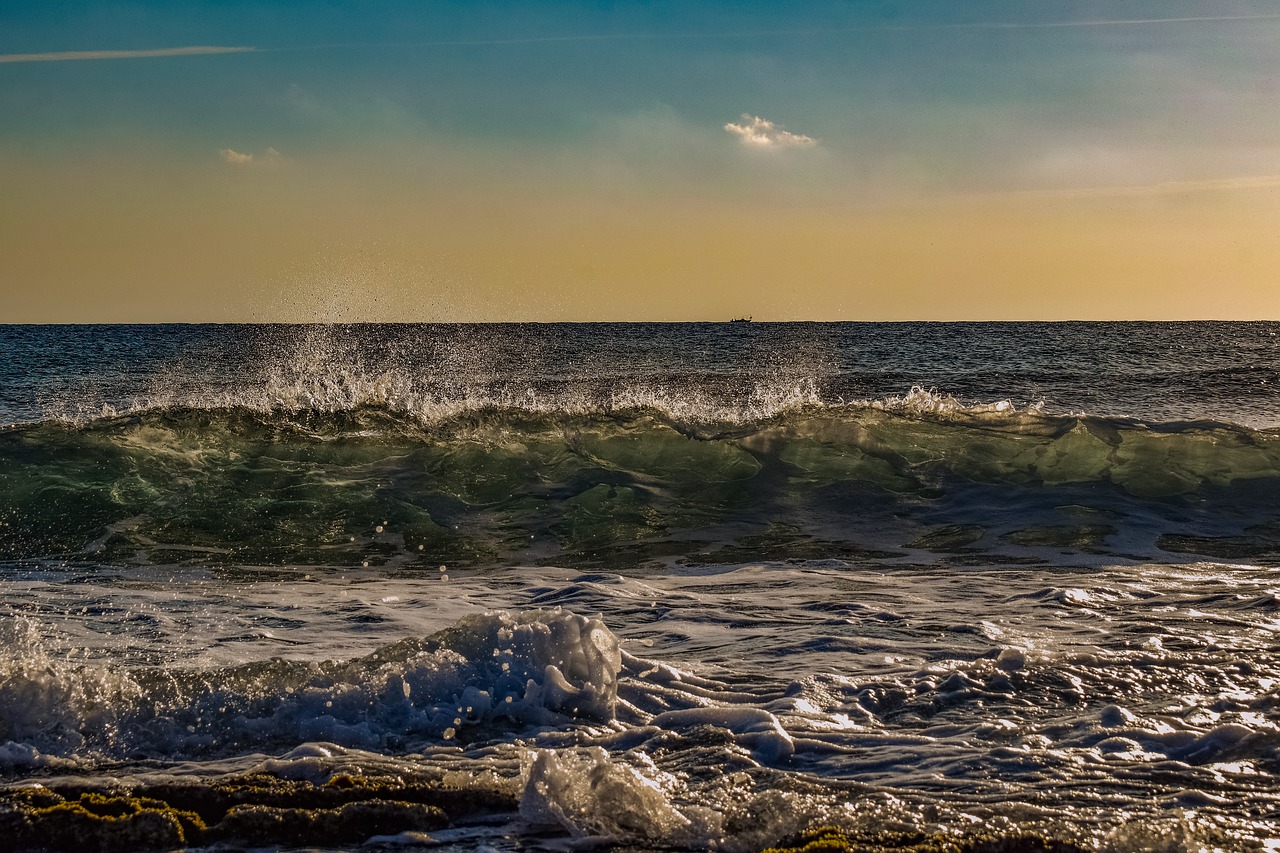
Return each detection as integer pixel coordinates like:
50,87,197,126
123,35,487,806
219,147,284,166
219,148,254,165
724,115,817,149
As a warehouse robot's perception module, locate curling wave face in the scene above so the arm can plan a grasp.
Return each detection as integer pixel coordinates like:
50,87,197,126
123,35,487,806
3,392,1280,566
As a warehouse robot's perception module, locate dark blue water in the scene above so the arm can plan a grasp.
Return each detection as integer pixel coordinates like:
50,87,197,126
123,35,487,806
3,322,1280,426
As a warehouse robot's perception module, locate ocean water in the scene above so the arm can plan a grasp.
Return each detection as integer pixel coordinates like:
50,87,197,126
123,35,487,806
1,322,1279,851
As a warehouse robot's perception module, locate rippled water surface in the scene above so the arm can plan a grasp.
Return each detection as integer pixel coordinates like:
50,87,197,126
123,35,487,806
2,323,1279,852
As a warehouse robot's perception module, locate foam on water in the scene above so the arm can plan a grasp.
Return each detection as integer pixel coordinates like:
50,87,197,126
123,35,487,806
3,562,1279,849
0,609,623,763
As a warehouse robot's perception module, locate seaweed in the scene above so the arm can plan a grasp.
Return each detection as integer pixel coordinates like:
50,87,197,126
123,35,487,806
0,771,514,852
761,825,1090,853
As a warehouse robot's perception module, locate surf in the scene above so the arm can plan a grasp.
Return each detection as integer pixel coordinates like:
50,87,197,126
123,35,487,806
3,391,1280,567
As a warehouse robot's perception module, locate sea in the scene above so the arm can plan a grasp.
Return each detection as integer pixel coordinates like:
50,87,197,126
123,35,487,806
1,322,1278,852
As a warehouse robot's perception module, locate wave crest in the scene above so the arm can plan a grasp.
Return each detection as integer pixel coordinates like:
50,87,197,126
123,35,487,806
59,377,1052,432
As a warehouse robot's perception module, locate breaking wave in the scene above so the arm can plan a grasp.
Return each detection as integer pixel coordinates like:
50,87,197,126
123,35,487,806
4,388,1280,566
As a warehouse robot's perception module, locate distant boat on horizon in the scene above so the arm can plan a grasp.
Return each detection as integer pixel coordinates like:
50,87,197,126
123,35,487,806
729,316,753,323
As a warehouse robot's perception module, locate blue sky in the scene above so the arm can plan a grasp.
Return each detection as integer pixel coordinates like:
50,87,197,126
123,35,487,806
3,1,1279,320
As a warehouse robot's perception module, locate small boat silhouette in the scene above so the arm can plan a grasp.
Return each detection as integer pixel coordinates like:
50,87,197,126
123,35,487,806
729,316,753,323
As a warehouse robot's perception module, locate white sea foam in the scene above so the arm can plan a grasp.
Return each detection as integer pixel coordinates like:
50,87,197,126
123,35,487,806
0,609,624,759
4,561,1280,849
519,747,708,843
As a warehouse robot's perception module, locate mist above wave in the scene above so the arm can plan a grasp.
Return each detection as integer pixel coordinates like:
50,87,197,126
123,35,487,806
21,321,1069,429
69,373,1043,433
9,321,1280,432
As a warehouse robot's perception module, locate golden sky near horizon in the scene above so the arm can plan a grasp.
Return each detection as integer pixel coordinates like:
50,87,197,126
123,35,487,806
4,155,1278,322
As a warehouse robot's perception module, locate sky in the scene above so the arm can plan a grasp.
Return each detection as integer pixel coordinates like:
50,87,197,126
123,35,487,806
1,1,1278,322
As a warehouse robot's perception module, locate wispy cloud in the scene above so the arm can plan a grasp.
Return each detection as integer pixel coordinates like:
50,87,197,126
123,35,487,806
266,14,1280,54
944,14,1280,31
219,147,283,166
724,115,816,149
981,173,1280,201
7,15,1251,65
0,46,253,64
